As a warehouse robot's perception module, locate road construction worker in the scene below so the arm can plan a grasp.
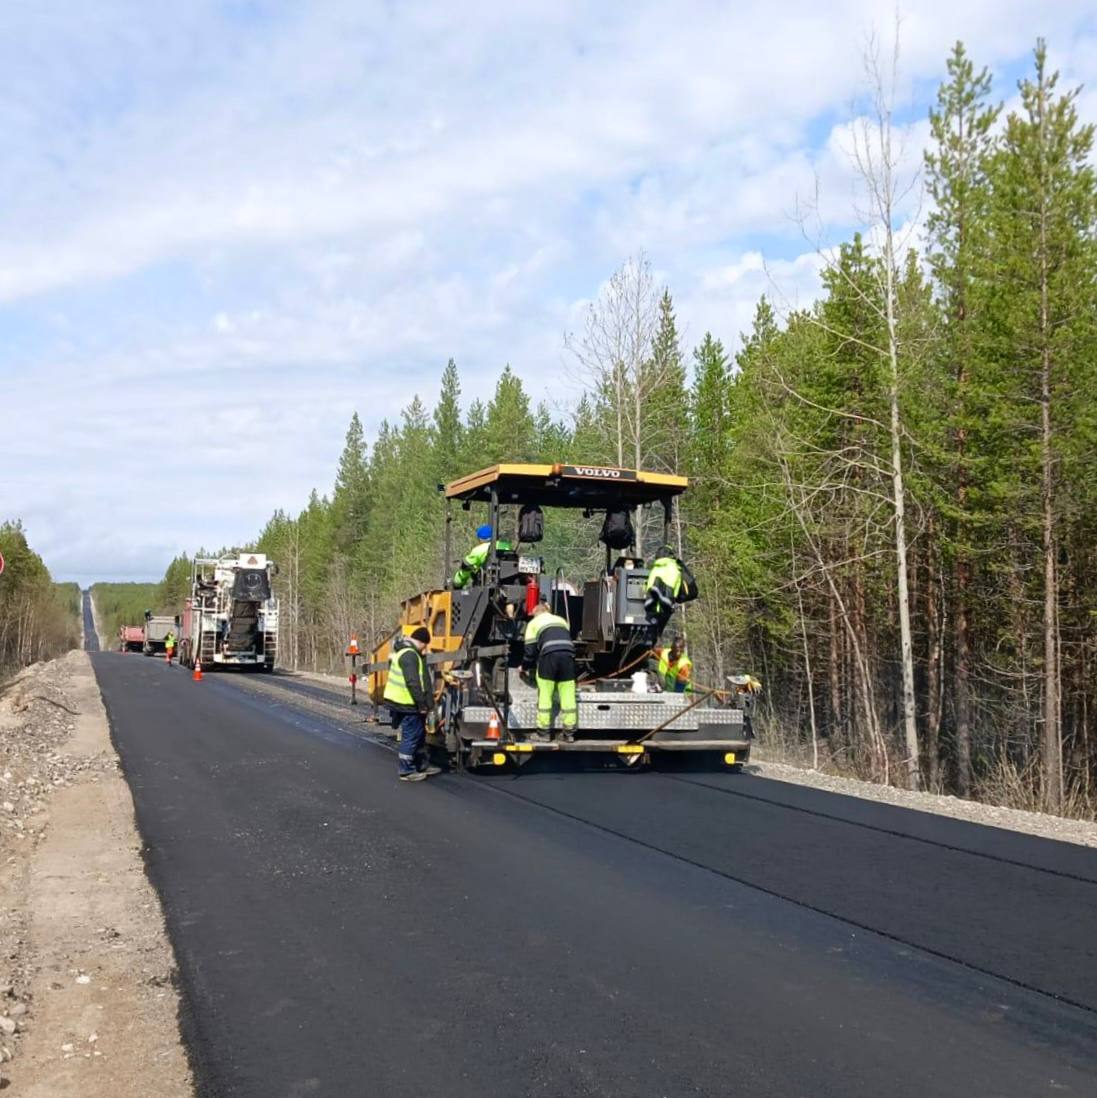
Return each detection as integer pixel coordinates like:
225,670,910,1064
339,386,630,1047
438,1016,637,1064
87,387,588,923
383,626,440,782
652,635,693,693
644,546,683,638
453,524,514,589
523,601,578,741
164,631,176,666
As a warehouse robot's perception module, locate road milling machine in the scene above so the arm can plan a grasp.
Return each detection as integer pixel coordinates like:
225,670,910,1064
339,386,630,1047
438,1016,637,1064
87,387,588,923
368,463,758,770
179,553,278,671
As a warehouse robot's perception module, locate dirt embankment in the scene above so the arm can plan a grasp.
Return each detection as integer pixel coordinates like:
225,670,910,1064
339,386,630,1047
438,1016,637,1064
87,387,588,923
0,651,192,1095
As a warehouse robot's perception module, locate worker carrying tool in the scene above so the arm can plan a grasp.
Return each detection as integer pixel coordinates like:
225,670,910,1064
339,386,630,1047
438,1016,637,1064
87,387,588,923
522,601,578,742
652,635,693,693
384,626,441,782
453,524,514,589
164,630,176,666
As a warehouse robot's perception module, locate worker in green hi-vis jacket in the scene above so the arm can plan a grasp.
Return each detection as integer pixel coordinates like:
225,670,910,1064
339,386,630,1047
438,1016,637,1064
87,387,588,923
453,524,514,589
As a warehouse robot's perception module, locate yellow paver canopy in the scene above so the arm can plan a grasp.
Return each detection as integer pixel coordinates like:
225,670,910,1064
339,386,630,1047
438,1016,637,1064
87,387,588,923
444,463,688,507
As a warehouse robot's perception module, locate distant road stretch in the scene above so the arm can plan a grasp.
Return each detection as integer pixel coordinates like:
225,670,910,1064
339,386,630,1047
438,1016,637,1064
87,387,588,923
82,589,99,652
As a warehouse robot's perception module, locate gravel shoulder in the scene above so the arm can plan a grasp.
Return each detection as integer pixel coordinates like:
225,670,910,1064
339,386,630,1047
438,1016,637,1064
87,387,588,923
0,651,192,1095
750,754,1097,850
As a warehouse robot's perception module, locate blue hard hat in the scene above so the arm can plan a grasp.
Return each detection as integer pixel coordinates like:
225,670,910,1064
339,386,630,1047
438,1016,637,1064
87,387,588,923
476,524,493,540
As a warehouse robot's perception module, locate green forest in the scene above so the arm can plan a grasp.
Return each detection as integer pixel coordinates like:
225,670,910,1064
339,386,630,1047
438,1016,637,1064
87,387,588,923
91,583,160,646
91,556,195,648
145,42,1095,815
0,522,80,673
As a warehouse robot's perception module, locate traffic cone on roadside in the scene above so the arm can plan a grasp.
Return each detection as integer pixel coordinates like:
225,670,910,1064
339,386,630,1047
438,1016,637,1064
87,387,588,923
192,659,203,682
486,712,501,740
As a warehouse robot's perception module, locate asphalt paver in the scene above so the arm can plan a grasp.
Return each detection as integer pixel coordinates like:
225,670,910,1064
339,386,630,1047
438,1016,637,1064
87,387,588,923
93,652,1097,1097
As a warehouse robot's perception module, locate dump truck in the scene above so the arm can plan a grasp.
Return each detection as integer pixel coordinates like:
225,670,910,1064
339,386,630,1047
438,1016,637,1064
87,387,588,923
118,626,144,653
179,553,278,671
142,613,178,656
368,463,758,771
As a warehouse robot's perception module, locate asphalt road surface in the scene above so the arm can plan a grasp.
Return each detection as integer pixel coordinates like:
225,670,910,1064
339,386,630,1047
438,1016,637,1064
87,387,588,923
82,589,99,652
93,652,1097,1097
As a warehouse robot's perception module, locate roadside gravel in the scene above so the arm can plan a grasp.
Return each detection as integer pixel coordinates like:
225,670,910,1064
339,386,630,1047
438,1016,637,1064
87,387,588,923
749,755,1097,850
0,651,192,1095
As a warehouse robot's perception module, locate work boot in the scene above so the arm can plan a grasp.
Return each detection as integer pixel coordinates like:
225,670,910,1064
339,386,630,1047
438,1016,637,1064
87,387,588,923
560,729,576,744
399,771,428,783
419,764,442,776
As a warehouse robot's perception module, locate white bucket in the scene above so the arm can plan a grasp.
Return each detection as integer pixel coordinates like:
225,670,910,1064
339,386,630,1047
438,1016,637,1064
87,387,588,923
631,671,649,694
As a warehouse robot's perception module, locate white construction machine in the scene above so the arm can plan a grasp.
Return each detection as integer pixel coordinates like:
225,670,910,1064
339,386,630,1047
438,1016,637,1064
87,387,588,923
179,553,278,672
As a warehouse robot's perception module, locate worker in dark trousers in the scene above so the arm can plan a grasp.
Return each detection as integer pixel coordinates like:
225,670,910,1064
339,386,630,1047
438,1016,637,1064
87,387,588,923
644,547,683,640
523,601,578,742
383,626,440,782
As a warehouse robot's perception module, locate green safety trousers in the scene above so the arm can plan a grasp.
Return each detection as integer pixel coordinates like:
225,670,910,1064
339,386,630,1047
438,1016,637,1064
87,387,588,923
536,651,577,732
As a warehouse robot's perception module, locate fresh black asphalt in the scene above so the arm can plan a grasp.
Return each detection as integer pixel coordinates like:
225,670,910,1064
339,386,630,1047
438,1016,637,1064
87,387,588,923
94,652,1097,1097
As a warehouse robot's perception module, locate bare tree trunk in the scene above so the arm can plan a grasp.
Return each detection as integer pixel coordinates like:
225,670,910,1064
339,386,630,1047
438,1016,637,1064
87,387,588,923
797,569,820,770
829,594,843,744
885,261,920,790
925,543,944,790
1036,76,1063,812
1040,291,1063,811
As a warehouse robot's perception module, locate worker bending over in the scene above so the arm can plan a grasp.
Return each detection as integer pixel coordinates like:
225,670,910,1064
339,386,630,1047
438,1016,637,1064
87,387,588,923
652,635,693,693
453,524,514,589
383,626,441,782
644,547,683,638
523,601,578,742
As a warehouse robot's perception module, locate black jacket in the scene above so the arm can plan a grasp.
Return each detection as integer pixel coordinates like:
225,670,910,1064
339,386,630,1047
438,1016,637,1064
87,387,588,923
389,639,433,714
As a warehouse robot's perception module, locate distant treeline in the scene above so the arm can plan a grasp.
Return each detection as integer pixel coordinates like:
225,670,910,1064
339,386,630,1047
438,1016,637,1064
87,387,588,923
91,583,160,646
0,522,81,672
92,557,193,646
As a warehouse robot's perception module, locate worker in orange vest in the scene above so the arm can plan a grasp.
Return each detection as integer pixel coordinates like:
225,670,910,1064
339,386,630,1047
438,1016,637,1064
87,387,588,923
652,635,692,693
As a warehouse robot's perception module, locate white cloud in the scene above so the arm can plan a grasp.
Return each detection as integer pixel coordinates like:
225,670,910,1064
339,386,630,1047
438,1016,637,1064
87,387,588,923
3,0,1097,579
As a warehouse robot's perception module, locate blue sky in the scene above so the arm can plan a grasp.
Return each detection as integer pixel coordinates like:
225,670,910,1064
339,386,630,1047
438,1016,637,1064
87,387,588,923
3,1,1096,583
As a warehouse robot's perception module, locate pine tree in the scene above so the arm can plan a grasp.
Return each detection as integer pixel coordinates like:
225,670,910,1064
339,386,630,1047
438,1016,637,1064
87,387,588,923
924,40,1000,794
330,412,370,556
689,331,731,494
981,41,1097,810
461,400,489,470
484,366,536,463
645,289,690,473
432,359,464,486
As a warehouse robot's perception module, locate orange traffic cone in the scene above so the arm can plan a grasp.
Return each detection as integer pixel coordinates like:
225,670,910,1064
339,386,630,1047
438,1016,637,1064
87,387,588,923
346,634,360,656
192,659,203,682
486,712,501,740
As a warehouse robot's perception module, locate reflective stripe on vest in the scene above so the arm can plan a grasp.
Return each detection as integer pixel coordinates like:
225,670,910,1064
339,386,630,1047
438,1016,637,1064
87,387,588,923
524,611,575,656
384,643,424,707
